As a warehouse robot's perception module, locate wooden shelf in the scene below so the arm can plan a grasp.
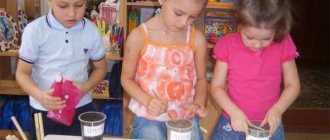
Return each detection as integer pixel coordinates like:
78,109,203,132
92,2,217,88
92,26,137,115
0,50,19,57
126,1,235,10
106,53,123,61
0,51,121,99
0,79,121,100
0,51,122,61
206,2,235,10
126,1,160,7
91,94,122,100
0,80,25,95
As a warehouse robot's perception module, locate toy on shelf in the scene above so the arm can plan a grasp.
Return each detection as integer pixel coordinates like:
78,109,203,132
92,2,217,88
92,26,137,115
91,80,110,99
17,7,28,33
0,9,19,52
94,17,123,58
90,5,100,22
99,0,120,26
204,10,237,44
128,8,139,34
107,24,123,57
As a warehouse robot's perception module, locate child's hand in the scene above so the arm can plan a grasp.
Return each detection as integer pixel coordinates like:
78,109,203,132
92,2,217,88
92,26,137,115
146,97,168,117
38,89,66,111
261,107,282,137
230,109,250,134
73,82,88,94
181,103,207,119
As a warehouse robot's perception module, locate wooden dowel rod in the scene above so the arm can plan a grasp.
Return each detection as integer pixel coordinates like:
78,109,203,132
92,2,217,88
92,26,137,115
10,116,28,140
34,113,41,140
37,113,44,140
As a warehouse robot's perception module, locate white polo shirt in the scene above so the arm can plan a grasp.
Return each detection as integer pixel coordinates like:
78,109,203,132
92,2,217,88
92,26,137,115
19,10,105,111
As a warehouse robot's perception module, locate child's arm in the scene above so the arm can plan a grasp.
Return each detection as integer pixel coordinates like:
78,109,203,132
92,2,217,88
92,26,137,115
261,60,300,136
181,30,208,119
121,28,167,117
192,30,208,116
211,61,250,134
74,58,107,94
16,60,66,111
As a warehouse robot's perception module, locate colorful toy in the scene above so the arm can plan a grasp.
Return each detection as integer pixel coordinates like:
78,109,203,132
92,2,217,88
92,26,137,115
17,7,28,33
204,11,237,43
0,9,19,51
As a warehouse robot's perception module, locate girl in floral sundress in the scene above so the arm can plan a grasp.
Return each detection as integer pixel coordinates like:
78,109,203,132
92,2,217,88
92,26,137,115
121,0,208,139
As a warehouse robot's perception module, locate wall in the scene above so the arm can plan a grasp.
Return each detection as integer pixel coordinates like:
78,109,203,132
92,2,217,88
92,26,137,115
291,0,329,62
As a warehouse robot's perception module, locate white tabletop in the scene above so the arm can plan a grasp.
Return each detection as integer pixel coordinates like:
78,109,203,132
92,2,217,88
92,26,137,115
44,134,139,140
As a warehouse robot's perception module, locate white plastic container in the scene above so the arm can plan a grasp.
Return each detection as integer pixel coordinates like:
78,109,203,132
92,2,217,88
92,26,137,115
166,119,193,140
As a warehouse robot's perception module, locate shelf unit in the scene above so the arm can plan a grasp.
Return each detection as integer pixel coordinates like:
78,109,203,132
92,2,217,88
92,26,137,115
121,1,235,139
0,51,123,99
0,1,125,138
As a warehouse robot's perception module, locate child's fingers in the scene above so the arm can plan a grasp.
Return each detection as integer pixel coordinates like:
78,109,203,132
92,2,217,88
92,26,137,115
269,118,280,137
268,123,276,137
45,103,66,111
147,98,167,114
196,110,207,117
46,89,54,95
260,118,268,127
243,121,249,135
196,108,207,117
41,96,66,111
183,103,200,111
183,111,194,120
41,91,66,110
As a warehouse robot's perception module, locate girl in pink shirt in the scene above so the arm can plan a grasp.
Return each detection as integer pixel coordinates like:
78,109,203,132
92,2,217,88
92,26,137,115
211,0,300,140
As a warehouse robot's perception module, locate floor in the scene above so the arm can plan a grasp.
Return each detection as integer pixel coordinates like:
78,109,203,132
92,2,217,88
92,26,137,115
291,60,329,108
285,133,330,140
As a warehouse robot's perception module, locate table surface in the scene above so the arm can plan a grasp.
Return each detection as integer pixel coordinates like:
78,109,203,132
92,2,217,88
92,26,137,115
44,134,139,140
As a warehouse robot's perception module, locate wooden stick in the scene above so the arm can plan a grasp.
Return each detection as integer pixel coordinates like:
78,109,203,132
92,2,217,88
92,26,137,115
5,135,18,140
10,135,19,140
37,113,44,140
249,123,265,131
10,116,28,140
34,113,41,140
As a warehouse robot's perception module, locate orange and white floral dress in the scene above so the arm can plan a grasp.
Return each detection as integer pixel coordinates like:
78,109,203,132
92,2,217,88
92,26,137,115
128,24,197,121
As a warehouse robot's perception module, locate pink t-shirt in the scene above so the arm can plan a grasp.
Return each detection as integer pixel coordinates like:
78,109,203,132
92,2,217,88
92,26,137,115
213,32,298,121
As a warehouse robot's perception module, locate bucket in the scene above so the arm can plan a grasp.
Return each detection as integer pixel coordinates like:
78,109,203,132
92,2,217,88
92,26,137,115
78,111,106,140
246,123,270,140
166,119,193,140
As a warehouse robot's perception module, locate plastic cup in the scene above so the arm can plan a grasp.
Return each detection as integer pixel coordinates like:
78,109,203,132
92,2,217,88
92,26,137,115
78,111,106,140
166,119,193,140
246,123,270,140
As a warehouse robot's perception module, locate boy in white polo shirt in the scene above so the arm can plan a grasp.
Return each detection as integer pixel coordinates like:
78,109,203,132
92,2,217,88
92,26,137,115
15,0,107,139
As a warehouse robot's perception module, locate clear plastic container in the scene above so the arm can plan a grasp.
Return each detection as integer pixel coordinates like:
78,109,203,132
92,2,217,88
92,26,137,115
166,119,193,140
246,123,270,140
78,111,106,140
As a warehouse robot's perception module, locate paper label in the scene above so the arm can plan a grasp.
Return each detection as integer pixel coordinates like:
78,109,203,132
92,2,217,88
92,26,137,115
246,135,269,140
83,124,104,137
169,130,191,140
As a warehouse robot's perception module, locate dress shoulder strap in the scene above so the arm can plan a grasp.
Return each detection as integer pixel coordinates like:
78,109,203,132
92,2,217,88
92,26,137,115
186,26,196,51
139,23,149,40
